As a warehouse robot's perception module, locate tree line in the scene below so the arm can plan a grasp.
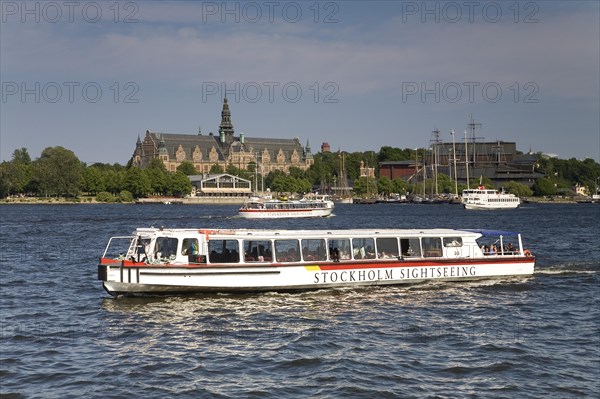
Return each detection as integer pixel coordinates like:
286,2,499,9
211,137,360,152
1,145,599,199
0,147,192,201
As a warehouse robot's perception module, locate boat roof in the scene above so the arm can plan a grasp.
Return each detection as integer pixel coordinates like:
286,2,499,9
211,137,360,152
132,227,506,238
463,229,520,236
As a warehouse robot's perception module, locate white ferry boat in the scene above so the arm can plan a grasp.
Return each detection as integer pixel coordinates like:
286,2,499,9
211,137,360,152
462,186,520,210
238,194,334,219
98,227,535,296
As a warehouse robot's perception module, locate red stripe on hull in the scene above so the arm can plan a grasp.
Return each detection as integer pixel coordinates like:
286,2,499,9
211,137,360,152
316,257,534,270
101,256,534,270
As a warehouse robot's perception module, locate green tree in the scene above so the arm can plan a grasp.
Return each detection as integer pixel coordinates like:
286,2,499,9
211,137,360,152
265,169,287,189
307,152,337,186
392,178,410,195
177,160,197,176
436,173,456,195
124,167,151,198
0,163,10,198
503,181,533,197
270,175,294,193
294,177,313,194
169,171,193,197
117,190,134,203
96,191,116,202
104,169,125,194
83,166,105,195
288,166,306,179
353,176,378,197
146,158,169,195
210,164,224,174
33,146,83,197
533,178,557,196
378,146,413,162
377,176,394,196
0,148,33,196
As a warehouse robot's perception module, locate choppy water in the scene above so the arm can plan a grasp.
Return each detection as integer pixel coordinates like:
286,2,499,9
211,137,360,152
0,203,598,398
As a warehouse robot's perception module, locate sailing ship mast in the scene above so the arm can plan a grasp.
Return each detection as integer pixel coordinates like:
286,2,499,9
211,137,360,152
336,151,352,199
466,115,482,188
430,128,441,196
450,129,458,196
464,130,470,189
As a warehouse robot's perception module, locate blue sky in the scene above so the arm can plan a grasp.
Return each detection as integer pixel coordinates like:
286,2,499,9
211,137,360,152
1,1,599,164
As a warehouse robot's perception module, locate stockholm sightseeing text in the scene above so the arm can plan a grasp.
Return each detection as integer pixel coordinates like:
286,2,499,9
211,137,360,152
313,265,477,284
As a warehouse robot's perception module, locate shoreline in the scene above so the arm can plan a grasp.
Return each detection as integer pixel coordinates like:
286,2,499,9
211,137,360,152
1,197,596,205
0,197,248,205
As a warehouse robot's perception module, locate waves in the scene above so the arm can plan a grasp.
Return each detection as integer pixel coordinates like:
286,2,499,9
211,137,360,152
1,204,600,398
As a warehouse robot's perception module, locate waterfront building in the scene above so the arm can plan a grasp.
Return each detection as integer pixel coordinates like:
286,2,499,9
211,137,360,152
188,174,252,198
131,97,314,174
380,120,544,188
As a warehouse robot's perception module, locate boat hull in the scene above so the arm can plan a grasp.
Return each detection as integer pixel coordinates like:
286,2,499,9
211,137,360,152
99,257,535,296
464,203,520,210
238,208,333,218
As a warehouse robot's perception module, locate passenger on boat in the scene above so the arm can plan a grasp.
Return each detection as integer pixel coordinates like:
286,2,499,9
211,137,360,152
287,248,300,262
330,247,340,262
339,248,350,260
366,245,375,258
353,246,366,259
505,242,515,254
481,244,490,255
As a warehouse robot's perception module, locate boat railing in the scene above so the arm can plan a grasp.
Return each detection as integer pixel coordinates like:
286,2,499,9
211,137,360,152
102,236,135,259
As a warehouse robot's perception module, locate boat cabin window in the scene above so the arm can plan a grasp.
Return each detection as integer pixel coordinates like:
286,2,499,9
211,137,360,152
301,239,327,261
352,238,376,259
328,238,351,261
443,237,463,247
422,237,443,257
274,239,300,262
182,238,205,264
243,240,272,262
208,239,240,263
132,237,151,262
400,238,422,258
376,237,399,259
182,238,199,255
155,237,178,260
246,202,262,210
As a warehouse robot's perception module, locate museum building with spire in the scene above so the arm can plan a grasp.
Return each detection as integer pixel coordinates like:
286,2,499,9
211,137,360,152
132,96,314,173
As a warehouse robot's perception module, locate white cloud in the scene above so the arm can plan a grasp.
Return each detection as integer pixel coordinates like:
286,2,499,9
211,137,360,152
3,4,597,101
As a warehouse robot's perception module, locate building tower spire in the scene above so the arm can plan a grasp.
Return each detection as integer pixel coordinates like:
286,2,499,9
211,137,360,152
219,93,234,144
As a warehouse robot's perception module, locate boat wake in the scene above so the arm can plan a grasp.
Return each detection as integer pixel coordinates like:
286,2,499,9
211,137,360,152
534,261,599,276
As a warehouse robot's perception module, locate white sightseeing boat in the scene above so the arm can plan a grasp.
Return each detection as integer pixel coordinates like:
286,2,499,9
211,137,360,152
98,227,535,296
462,186,520,210
238,194,334,219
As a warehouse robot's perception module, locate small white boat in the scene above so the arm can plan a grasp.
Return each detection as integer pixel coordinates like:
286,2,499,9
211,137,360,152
462,186,520,210
238,194,334,219
335,197,353,204
98,227,535,296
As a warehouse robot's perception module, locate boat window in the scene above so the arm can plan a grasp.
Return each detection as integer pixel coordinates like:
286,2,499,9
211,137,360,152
182,238,199,255
400,238,421,258
274,239,300,262
352,238,376,259
328,238,351,261
443,237,463,247
243,240,272,262
376,237,399,259
301,239,327,261
208,239,240,263
133,237,151,262
422,237,443,257
155,237,178,260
